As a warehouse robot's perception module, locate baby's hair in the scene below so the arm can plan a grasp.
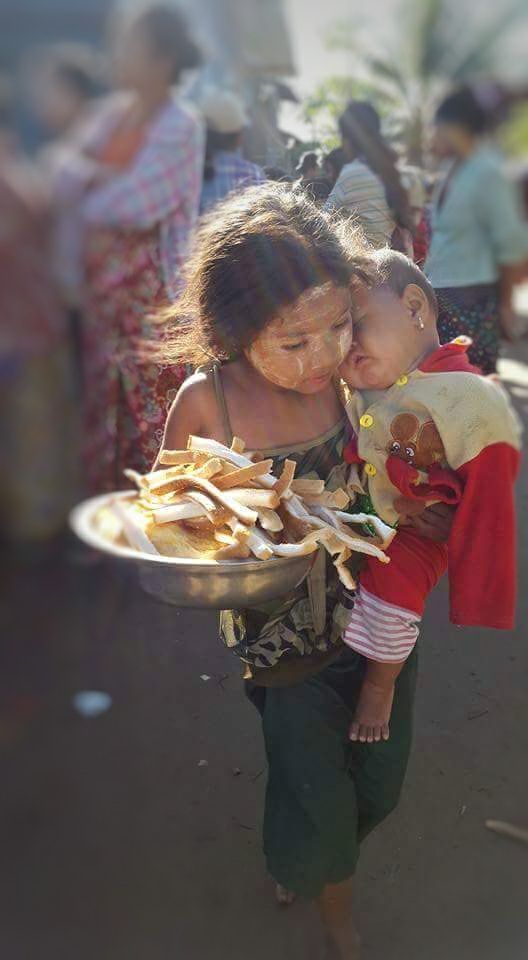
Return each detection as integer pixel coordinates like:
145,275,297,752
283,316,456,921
368,249,438,317
156,183,374,366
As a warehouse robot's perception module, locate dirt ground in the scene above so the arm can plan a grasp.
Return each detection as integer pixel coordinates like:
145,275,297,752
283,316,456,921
1,346,527,960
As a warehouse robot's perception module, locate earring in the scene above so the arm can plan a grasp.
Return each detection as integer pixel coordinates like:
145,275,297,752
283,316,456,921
417,316,425,330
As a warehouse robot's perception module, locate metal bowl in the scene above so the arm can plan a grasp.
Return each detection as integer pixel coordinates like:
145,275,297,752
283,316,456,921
70,492,315,608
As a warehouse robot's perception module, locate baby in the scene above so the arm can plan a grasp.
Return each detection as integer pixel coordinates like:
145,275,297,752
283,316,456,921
340,250,522,743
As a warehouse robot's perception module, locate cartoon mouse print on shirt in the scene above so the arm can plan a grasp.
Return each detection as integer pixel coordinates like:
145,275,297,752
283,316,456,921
386,413,461,505
388,414,445,470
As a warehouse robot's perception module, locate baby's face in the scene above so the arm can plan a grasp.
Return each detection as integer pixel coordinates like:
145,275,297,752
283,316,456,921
341,284,424,390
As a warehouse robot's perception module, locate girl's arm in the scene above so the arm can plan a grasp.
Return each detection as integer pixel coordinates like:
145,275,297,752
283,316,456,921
153,373,213,469
48,99,123,207
81,114,203,230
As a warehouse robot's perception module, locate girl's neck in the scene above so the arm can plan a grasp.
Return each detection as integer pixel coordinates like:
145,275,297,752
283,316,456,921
220,357,343,451
454,135,479,161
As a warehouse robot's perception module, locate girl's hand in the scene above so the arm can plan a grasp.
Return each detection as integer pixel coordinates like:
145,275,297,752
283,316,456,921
395,497,455,542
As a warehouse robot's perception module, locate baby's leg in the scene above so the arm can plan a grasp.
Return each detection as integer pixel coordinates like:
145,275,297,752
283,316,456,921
344,583,420,743
349,660,403,743
344,530,447,741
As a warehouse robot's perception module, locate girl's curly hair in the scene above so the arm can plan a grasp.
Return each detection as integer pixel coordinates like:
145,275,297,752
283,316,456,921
155,182,375,366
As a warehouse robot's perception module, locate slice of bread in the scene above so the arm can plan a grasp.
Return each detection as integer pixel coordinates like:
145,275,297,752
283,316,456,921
96,500,229,559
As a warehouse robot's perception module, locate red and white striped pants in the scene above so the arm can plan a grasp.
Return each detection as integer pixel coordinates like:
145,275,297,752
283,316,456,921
344,529,448,663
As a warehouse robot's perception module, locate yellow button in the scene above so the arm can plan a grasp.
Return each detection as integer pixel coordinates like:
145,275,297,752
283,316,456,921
365,463,377,478
360,413,374,429
453,335,470,345
395,375,408,387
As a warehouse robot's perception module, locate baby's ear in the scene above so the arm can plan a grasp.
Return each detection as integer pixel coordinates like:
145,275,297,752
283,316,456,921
403,283,429,321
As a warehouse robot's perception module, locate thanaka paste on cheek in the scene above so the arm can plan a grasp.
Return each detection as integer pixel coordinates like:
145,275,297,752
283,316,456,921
248,338,307,389
248,321,353,391
247,284,353,390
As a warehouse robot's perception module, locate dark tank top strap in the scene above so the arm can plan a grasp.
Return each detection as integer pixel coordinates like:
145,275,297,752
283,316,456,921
211,364,234,446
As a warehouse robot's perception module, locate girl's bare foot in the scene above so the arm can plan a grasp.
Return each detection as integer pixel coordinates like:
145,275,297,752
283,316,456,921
318,879,360,959
275,883,297,906
349,678,395,743
323,930,361,959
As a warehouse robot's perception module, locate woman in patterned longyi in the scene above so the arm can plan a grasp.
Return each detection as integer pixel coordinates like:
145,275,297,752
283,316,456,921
54,4,204,493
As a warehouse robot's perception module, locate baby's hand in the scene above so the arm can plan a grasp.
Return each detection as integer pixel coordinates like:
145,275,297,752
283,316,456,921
349,679,395,743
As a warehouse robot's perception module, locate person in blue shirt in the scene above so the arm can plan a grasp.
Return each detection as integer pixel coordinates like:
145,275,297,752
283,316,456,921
425,85,528,373
199,88,265,215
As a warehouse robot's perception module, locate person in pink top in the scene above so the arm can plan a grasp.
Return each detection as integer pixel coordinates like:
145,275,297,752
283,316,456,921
53,3,204,494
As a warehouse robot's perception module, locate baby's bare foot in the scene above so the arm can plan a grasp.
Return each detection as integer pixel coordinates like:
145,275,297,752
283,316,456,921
349,679,395,743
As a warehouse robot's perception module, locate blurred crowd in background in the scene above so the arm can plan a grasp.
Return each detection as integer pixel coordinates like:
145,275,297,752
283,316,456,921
1,0,527,553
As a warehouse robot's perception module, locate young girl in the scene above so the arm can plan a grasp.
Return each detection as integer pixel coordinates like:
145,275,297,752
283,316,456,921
155,184,453,959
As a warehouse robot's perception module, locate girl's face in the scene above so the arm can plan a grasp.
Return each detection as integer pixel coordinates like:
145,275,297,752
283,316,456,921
112,23,171,93
247,284,353,394
431,121,473,160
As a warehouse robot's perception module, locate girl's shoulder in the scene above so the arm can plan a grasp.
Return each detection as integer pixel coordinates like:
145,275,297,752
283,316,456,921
168,364,237,440
162,369,220,452
174,367,216,411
